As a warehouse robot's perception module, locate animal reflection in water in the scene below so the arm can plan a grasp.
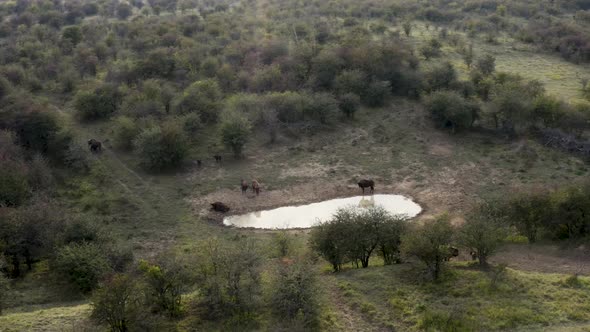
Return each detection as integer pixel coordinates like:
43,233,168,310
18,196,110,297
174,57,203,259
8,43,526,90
358,195,375,208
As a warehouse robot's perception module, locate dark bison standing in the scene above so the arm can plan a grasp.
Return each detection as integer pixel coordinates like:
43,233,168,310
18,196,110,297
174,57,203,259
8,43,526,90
358,179,374,194
88,139,102,152
211,202,230,213
443,246,460,261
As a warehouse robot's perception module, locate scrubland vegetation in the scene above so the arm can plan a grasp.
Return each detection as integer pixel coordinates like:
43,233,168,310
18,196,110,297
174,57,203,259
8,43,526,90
1,0,590,330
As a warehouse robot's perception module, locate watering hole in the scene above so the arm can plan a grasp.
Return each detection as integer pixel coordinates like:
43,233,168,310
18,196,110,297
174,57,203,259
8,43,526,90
222,194,422,229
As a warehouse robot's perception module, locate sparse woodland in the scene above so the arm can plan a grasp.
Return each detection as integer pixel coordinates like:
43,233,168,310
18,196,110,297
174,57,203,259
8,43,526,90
1,0,590,331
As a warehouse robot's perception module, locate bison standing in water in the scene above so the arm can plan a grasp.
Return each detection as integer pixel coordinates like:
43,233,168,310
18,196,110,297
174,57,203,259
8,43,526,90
358,179,374,194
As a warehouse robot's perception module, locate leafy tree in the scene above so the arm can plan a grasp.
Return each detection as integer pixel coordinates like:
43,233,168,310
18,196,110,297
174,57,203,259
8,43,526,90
91,274,140,332
505,193,552,243
74,84,123,120
62,26,82,46
425,62,457,92
113,116,140,150
54,242,112,293
134,122,189,170
270,260,319,329
378,215,406,265
402,21,412,37
116,2,133,19
138,258,189,317
420,38,442,60
305,92,339,124
477,55,496,76
425,90,478,132
459,203,507,267
401,215,454,280
463,44,475,69
175,79,223,123
550,186,590,239
220,110,251,158
0,271,8,314
334,70,368,97
195,238,262,319
0,159,29,207
338,93,360,119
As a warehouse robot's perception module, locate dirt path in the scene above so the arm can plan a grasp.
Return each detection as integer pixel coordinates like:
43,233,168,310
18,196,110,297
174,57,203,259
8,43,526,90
321,275,385,332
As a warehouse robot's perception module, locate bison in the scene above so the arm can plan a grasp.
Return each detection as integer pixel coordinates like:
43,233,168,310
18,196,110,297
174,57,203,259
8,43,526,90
358,179,374,194
88,139,102,153
211,202,230,213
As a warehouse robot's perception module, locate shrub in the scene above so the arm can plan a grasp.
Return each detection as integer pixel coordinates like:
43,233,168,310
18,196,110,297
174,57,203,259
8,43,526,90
425,62,457,92
477,55,496,76
219,110,251,158
113,116,140,150
270,260,319,329
174,79,222,123
459,203,508,266
338,93,361,119
134,122,189,170
74,84,123,120
54,242,112,293
401,215,454,280
425,90,478,132
91,274,140,332
0,159,29,207
363,80,391,107
305,92,339,124
138,259,189,317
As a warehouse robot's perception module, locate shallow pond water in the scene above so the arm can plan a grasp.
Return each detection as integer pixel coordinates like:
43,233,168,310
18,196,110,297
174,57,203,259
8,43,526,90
222,194,422,229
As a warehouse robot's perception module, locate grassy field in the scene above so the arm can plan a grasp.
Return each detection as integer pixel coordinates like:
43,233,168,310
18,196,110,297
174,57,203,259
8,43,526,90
405,22,590,103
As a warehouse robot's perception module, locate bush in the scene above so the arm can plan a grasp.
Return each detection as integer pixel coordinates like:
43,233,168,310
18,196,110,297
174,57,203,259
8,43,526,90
305,92,339,124
54,242,112,293
0,159,29,207
174,79,222,123
425,62,457,92
138,258,189,317
220,110,251,158
113,116,140,150
401,215,454,280
363,80,391,107
425,90,478,132
74,84,123,121
270,260,319,329
91,274,140,332
459,203,507,266
134,122,189,170
338,93,361,119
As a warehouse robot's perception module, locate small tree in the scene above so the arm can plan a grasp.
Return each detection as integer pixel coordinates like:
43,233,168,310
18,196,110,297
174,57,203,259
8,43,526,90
425,90,478,132
220,111,251,158
401,215,454,280
134,122,189,170
116,2,133,19
505,193,551,243
402,21,412,37
459,203,507,267
378,215,406,265
91,274,140,332
477,55,496,76
113,116,140,150
0,271,8,315
138,258,188,317
74,84,122,120
174,79,223,123
463,44,474,69
338,93,360,119
309,219,348,272
270,260,319,329
54,242,112,293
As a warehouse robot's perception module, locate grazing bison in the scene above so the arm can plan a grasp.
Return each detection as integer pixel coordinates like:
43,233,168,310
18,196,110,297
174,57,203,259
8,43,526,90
470,250,478,261
358,179,374,194
211,202,230,213
252,180,260,196
88,139,102,152
196,160,202,167
214,155,222,163
241,179,249,194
